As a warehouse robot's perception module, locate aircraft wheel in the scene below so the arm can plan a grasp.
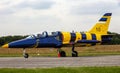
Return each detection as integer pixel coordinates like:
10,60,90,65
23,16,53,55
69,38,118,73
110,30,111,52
72,51,78,57
24,53,29,58
60,51,66,57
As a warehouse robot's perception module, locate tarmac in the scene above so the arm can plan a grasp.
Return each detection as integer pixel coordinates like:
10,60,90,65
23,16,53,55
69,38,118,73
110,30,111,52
0,55,120,68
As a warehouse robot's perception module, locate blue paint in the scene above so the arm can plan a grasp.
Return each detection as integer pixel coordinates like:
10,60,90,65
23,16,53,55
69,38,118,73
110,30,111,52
38,36,62,48
91,34,96,40
77,40,100,43
57,31,63,42
8,31,63,48
104,13,112,16
81,34,86,40
70,33,76,43
99,18,107,21
9,38,36,48
102,35,112,43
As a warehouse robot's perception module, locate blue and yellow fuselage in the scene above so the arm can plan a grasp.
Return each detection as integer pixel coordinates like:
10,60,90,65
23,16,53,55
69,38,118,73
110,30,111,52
2,31,111,48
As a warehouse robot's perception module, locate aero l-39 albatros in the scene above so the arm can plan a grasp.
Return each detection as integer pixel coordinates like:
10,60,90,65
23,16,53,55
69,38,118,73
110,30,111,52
2,13,112,58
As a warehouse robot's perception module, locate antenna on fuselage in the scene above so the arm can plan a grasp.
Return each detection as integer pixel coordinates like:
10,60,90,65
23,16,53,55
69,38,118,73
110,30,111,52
72,30,74,33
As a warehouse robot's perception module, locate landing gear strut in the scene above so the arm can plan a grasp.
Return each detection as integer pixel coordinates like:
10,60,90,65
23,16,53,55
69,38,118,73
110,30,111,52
72,44,78,57
23,48,29,58
57,49,66,57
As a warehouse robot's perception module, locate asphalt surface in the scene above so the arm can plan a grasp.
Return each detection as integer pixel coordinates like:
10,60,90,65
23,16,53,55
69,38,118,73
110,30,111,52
0,55,120,68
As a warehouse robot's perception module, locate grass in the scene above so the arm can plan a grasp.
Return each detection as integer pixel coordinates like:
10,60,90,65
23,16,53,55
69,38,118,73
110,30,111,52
0,52,120,57
0,67,120,73
0,45,120,57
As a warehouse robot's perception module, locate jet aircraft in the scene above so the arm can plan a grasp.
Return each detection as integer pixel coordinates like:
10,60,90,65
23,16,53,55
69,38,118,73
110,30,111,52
2,13,112,58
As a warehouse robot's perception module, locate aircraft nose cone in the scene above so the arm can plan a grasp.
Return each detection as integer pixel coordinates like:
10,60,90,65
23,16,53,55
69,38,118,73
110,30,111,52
2,44,9,48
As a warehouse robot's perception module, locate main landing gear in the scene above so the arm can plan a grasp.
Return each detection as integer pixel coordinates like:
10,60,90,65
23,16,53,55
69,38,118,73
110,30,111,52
57,44,78,57
23,48,29,58
72,44,78,57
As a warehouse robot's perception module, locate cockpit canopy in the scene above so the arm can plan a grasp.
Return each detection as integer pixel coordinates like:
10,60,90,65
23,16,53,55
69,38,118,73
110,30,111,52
26,31,60,39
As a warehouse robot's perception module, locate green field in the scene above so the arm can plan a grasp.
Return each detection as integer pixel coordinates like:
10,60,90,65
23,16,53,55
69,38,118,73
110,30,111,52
0,67,120,73
0,45,120,57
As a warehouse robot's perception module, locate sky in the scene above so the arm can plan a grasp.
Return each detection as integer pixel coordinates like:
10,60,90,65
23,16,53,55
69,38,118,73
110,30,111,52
0,0,120,36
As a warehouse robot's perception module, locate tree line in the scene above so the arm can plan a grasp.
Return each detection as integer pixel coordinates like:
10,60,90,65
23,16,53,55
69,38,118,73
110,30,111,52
0,32,120,47
108,32,120,44
0,35,28,46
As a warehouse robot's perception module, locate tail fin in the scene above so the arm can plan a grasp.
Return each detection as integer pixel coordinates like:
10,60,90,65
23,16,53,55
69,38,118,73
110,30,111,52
88,13,112,35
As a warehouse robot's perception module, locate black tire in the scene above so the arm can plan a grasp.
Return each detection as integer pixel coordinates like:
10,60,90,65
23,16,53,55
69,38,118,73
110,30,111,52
72,51,78,57
24,53,29,58
60,51,66,57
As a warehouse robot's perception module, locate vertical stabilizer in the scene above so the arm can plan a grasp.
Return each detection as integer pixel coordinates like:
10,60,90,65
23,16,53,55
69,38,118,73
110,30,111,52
88,13,112,35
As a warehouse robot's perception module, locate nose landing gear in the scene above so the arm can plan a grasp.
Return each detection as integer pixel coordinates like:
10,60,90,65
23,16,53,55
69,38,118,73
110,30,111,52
23,48,29,58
